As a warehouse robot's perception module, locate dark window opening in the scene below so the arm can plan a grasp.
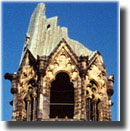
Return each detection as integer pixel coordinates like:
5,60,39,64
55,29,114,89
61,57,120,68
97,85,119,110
90,80,97,87
90,102,99,121
47,24,51,29
50,72,74,119
25,87,37,121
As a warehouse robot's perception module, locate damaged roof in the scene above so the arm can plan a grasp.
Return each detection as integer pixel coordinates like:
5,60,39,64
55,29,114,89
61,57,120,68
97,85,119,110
20,3,96,65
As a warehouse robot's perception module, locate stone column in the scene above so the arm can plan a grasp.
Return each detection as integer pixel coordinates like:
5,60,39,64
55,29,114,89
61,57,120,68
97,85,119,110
12,95,17,121
37,56,48,120
42,79,50,120
73,77,81,120
37,78,44,120
32,88,37,121
26,93,31,121
16,93,24,121
101,94,108,121
80,77,86,120
107,99,112,121
98,101,103,121
73,80,78,120
12,75,18,121
101,96,112,121
86,98,91,121
79,56,88,120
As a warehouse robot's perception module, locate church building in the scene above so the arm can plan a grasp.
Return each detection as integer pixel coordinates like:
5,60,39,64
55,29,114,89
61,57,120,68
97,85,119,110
4,3,114,121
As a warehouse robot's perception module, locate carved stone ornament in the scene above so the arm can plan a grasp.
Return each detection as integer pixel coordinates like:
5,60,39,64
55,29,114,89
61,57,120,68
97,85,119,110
4,3,114,121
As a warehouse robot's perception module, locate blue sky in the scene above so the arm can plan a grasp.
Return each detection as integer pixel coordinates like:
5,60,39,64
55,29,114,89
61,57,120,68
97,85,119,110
2,2,119,121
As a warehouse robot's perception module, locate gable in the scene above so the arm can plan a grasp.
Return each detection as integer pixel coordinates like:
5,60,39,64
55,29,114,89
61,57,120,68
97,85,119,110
45,39,80,82
49,39,79,68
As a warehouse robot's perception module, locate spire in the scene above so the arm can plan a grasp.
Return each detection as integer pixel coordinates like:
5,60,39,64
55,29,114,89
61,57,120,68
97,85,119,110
27,3,46,35
19,3,95,67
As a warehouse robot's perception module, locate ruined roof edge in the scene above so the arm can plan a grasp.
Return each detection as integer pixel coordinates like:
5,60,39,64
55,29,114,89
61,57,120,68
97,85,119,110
19,3,96,67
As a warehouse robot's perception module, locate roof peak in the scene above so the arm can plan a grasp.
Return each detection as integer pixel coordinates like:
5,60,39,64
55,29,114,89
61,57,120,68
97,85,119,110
37,3,46,10
19,3,95,66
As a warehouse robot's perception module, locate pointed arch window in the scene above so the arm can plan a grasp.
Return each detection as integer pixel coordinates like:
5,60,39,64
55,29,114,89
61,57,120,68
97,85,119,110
50,72,74,119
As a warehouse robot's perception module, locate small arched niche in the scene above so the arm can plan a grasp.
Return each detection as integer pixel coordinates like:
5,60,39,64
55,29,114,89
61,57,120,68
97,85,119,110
50,72,74,119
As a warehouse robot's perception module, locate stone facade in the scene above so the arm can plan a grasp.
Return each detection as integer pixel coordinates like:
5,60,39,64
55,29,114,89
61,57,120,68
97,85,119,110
4,3,114,121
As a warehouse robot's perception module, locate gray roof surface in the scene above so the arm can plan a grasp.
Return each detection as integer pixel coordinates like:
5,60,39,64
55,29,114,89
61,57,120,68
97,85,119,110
20,3,96,65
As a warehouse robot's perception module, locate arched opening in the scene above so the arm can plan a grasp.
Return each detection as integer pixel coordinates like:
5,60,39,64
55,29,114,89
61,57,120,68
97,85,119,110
50,72,74,119
86,80,99,121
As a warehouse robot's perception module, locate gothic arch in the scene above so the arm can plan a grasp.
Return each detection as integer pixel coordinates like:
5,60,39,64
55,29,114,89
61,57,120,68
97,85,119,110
86,78,101,121
41,41,82,120
49,72,74,118
43,68,82,120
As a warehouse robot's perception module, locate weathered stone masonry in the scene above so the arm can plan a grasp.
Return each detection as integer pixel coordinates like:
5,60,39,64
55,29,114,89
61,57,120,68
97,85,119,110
4,3,114,121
